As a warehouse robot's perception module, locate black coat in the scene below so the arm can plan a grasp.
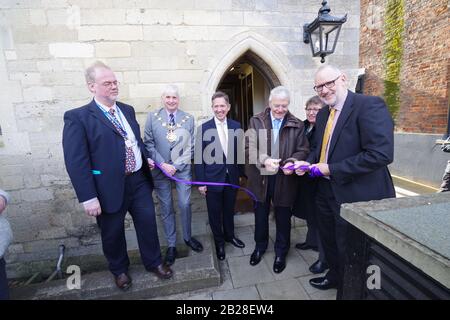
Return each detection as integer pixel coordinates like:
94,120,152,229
292,120,318,219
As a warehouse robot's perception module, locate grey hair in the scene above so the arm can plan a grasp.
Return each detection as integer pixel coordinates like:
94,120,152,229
269,86,290,103
161,84,180,97
85,60,110,83
315,64,343,78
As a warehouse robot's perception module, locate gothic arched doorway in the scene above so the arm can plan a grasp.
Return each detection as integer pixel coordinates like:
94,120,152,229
216,51,281,213
216,51,281,130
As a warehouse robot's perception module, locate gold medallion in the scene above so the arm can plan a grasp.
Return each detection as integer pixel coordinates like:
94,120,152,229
167,130,177,142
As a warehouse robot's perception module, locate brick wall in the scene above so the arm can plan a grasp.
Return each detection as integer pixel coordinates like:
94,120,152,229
360,0,449,134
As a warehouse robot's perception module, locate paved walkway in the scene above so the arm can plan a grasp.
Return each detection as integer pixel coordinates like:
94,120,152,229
152,214,337,300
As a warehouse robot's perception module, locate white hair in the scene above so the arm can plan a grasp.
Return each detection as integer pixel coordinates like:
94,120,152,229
161,84,180,97
315,64,343,78
269,86,290,103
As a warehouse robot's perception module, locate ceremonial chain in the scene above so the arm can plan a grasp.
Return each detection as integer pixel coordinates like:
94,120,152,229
154,111,190,143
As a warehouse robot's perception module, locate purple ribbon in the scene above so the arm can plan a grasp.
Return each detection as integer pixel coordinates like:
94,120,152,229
154,162,258,202
282,164,324,178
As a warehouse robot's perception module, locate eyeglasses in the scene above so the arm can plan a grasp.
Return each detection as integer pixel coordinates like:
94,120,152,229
313,75,341,93
305,108,321,113
97,81,120,88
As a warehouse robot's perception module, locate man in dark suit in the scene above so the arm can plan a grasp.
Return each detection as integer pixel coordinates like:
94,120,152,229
194,91,246,260
295,65,395,296
62,61,172,291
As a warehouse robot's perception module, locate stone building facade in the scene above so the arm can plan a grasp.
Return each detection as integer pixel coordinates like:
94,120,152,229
0,0,360,277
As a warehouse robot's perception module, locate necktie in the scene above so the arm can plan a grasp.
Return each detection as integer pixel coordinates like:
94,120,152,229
169,113,175,127
218,121,228,157
319,107,336,163
108,108,136,173
273,119,281,141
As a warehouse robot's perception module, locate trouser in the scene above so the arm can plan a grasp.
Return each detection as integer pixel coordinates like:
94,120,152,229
153,170,192,247
0,258,9,300
315,179,349,297
96,169,162,276
205,176,237,247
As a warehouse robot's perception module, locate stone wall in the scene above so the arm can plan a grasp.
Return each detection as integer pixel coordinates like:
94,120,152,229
359,0,450,134
0,0,360,269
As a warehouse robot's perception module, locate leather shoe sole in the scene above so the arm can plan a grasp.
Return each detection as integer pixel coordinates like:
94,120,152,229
226,238,245,249
249,250,264,266
185,237,204,252
115,273,132,291
309,277,337,290
273,258,286,274
164,247,177,266
309,260,329,274
148,264,173,280
216,246,226,261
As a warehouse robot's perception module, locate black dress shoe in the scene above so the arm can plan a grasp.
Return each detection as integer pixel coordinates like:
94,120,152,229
216,245,226,261
309,260,329,274
115,273,132,291
309,276,337,290
226,237,245,248
249,250,264,266
184,237,204,252
148,263,173,280
164,246,177,266
295,242,318,251
273,256,286,274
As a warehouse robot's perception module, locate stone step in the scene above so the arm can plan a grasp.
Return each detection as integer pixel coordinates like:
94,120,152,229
10,234,220,300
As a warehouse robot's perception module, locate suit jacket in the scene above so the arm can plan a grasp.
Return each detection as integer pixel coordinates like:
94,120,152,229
62,99,152,213
307,90,395,204
194,118,245,192
144,108,194,178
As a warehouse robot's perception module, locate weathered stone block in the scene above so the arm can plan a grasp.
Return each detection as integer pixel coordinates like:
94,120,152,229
78,26,143,41
95,42,131,58
23,86,53,102
49,43,94,58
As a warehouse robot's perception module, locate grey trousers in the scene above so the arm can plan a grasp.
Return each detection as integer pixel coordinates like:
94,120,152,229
153,170,192,247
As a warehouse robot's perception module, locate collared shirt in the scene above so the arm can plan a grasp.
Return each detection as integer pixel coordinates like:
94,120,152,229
165,109,178,122
95,98,142,172
324,90,348,162
270,112,283,141
214,116,228,156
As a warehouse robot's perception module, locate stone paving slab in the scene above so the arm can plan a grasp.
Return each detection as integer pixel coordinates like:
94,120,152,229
263,251,310,281
227,255,275,289
257,278,310,300
213,286,261,300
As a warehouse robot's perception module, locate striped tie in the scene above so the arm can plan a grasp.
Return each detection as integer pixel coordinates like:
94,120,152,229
319,107,336,163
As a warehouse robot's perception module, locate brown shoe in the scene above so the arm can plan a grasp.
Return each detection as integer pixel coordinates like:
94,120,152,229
115,273,132,291
148,263,173,280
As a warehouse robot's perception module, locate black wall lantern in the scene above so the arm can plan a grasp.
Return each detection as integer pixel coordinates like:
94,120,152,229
303,1,347,63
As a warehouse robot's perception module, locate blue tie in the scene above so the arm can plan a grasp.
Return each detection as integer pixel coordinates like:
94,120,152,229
169,113,175,126
273,119,281,141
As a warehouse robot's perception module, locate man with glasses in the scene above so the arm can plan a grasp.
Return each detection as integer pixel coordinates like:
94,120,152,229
295,65,395,298
292,96,329,275
63,61,173,291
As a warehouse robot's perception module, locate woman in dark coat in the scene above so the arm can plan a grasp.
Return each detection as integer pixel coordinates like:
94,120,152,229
292,96,329,274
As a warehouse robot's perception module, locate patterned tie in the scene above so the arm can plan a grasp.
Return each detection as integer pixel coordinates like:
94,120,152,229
108,108,136,173
273,118,282,141
169,113,175,127
319,107,336,163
